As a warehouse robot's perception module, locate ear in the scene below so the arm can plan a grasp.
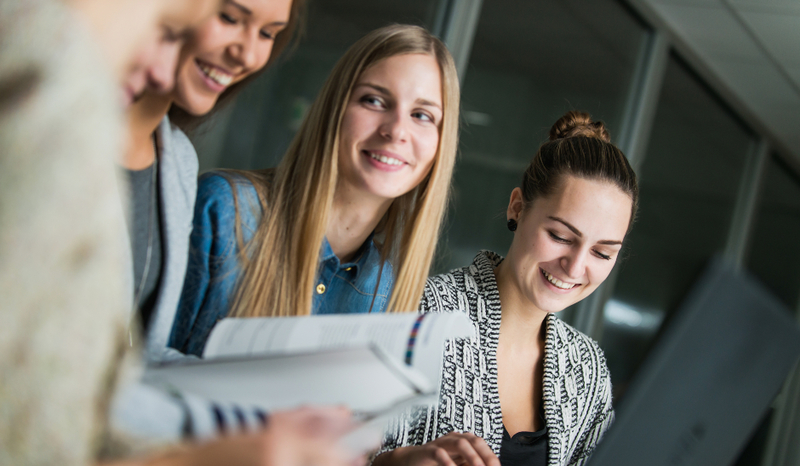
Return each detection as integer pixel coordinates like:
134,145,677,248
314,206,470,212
507,187,525,221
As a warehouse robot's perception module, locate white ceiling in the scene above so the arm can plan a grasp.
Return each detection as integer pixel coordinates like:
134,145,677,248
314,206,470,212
631,0,800,163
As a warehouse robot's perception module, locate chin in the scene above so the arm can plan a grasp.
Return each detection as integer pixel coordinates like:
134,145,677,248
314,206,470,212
175,98,216,117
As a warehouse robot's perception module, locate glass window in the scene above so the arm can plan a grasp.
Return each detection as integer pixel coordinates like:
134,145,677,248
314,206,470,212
193,0,443,172
601,55,755,394
435,0,649,274
735,157,800,466
746,155,800,310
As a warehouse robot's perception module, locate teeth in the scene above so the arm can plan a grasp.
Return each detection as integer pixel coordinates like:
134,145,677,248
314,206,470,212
198,62,233,87
369,152,403,166
542,269,576,290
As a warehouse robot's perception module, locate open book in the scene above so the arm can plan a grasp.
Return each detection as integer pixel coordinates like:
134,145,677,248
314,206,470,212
144,312,474,416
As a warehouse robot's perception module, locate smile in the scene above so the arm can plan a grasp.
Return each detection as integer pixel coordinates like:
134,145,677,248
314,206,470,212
541,268,578,290
367,151,404,166
196,60,234,87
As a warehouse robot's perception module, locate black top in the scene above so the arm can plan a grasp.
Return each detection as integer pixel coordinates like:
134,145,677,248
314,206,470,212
123,161,163,333
500,424,548,466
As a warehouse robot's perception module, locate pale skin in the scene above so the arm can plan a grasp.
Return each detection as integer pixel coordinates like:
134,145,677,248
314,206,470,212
328,53,444,262
375,176,632,465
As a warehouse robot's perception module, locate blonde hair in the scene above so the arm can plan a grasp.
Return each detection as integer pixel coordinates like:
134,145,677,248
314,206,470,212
228,24,460,318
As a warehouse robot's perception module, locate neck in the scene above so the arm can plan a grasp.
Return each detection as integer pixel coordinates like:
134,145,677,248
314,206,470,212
122,92,173,170
495,260,549,347
327,184,393,263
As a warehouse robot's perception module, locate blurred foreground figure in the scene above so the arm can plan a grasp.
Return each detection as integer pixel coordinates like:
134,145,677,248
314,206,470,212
0,0,131,463
0,0,359,465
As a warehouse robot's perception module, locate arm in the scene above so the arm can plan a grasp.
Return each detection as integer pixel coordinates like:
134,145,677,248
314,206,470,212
169,173,259,356
103,407,359,466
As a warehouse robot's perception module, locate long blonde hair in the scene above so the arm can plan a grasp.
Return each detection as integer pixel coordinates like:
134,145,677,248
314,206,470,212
228,24,460,318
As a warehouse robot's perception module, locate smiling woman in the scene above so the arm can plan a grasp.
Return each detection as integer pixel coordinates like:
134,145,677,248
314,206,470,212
169,24,460,357
171,0,294,115
121,0,305,362
375,111,639,466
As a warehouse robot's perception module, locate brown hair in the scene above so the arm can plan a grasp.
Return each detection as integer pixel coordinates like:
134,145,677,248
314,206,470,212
169,0,307,130
522,111,638,228
227,24,460,318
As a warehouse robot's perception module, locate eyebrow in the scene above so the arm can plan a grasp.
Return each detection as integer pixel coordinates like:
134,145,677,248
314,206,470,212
226,0,251,15
356,83,442,110
548,216,623,246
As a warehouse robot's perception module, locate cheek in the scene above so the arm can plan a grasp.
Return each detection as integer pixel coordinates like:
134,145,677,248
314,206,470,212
415,129,440,170
588,260,616,286
174,60,196,98
257,43,275,69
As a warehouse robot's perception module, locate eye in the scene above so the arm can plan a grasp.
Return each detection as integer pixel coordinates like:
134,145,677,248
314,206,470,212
220,12,237,24
548,231,569,244
359,95,385,108
412,111,435,124
593,250,612,261
259,30,275,40
161,27,181,43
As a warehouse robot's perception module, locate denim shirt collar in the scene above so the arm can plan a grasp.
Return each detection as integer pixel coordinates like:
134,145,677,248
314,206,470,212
319,233,377,276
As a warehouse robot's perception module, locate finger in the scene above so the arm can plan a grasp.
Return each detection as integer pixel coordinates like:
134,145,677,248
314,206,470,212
452,437,485,466
466,436,499,466
433,446,459,466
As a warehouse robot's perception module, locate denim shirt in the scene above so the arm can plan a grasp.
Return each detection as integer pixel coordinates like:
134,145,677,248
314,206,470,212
169,172,393,356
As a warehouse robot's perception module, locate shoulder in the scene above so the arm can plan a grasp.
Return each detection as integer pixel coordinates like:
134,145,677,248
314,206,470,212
548,315,611,387
197,171,259,210
162,117,196,166
420,250,501,313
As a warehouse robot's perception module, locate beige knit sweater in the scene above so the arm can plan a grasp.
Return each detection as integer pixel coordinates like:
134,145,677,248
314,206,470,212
0,1,133,464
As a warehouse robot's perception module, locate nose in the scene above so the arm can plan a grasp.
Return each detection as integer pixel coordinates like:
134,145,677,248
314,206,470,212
147,42,180,93
561,247,588,280
229,30,267,71
379,110,408,142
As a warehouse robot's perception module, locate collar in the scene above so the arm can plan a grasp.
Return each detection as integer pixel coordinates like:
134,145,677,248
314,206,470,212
320,233,377,274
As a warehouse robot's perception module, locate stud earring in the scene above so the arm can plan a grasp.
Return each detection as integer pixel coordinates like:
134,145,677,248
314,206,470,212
507,219,517,232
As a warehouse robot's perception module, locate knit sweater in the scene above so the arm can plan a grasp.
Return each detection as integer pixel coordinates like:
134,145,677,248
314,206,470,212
0,1,131,463
380,251,614,466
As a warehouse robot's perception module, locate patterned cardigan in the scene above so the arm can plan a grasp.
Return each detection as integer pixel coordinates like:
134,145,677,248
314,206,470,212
380,251,614,466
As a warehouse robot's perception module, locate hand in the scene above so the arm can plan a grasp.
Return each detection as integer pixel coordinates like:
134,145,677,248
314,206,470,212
373,432,500,466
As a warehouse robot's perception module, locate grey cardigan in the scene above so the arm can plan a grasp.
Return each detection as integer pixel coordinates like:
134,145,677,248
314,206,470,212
141,116,197,363
381,251,614,466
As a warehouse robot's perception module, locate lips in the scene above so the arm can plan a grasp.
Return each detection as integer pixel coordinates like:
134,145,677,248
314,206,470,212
540,268,578,290
367,151,404,166
363,150,407,171
195,59,234,90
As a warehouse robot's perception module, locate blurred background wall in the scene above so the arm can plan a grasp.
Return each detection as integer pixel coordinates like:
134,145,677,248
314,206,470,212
189,0,800,463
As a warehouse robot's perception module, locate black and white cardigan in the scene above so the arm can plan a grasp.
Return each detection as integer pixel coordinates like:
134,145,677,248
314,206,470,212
381,251,614,466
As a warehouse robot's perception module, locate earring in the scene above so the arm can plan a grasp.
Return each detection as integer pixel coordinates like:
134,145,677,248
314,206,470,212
507,219,517,232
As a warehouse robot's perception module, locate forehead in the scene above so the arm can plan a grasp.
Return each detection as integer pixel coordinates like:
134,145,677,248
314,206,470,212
356,54,442,101
160,0,219,28
532,176,632,240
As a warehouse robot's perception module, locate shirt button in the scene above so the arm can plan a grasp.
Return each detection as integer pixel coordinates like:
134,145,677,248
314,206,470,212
316,284,326,294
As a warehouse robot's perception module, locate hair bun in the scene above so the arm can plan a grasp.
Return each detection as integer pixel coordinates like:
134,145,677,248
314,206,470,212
549,110,610,143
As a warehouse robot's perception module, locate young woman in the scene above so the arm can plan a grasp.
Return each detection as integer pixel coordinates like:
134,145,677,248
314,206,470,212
375,111,639,466
122,0,303,362
169,24,460,357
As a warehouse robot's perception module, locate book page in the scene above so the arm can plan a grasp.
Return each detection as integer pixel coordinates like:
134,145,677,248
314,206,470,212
204,312,474,385
144,346,430,414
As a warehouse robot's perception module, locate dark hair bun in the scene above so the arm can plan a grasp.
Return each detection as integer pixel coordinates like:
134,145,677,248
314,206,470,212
549,110,610,143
